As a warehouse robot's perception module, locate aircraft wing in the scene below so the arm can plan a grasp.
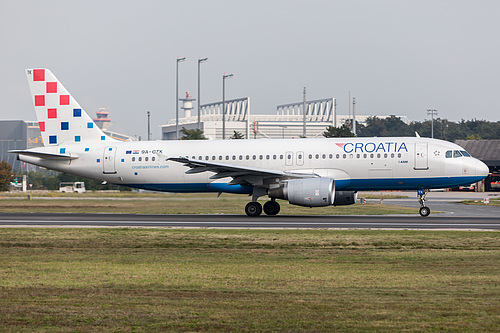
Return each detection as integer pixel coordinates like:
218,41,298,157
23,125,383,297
168,157,313,186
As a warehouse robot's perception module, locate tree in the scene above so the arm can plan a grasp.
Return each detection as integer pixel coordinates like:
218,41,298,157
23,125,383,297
180,127,207,140
0,161,15,191
323,124,355,138
230,131,244,139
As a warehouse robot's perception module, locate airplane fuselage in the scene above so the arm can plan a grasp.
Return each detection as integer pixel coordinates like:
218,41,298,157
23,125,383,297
19,137,487,193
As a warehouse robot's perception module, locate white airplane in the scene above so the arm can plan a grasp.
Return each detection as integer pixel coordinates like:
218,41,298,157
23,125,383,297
11,68,489,217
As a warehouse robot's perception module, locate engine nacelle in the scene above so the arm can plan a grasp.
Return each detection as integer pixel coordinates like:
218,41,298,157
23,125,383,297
268,178,335,207
333,190,358,206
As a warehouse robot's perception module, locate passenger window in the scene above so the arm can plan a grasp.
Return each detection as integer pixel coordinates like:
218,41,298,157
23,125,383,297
384,153,387,158
329,154,333,159
232,155,236,160
198,156,202,160
239,155,243,160
349,154,353,159
377,154,381,158
336,154,340,159
253,155,256,160
225,155,229,160
138,157,142,161
212,156,216,160
363,154,367,158
152,157,155,161
453,150,463,158
259,155,263,160
309,154,313,159
219,156,223,160
356,154,360,159
370,154,374,158
343,154,346,159
322,154,326,159
132,157,135,162
246,155,250,160
391,153,394,158
315,154,319,159
280,155,284,159
145,157,148,161
205,156,209,160
287,154,291,159
445,150,452,158
273,155,277,159
397,153,401,158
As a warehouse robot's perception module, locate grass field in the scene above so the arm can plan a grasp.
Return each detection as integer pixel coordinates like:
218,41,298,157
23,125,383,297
0,228,499,332
462,197,500,206
0,192,419,215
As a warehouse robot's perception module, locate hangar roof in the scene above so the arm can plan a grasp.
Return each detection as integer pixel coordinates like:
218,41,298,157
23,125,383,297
455,140,500,167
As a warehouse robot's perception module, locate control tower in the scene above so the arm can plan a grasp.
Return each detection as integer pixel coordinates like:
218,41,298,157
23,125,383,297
93,108,113,130
179,92,196,118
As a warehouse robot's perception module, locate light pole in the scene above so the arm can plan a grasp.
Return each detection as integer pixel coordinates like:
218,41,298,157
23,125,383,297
147,111,151,141
222,73,233,139
175,57,186,140
427,109,437,138
197,58,208,130
303,87,306,137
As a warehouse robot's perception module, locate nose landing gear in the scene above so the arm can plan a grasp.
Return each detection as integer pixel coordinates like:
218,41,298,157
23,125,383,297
417,189,430,217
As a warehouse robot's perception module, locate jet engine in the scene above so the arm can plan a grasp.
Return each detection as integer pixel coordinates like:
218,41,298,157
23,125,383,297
268,178,357,207
332,190,358,206
268,178,334,207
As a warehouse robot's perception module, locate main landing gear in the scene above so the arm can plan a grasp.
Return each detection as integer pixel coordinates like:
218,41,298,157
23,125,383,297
417,189,431,217
245,199,280,217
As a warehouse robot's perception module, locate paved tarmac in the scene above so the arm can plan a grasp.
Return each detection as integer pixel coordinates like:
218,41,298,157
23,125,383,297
0,213,498,230
1,191,498,230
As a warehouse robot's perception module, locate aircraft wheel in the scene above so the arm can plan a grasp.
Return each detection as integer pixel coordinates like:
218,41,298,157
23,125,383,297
419,206,431,217
245,202,262,217
263,200,280,216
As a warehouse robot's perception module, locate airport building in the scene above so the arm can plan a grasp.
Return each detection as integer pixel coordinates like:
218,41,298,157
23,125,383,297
0,110,135,171
455,139,500,191
0,120,43,171
161,96,409,140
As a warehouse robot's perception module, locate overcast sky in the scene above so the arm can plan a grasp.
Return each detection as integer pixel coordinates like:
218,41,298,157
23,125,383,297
1,0,499,139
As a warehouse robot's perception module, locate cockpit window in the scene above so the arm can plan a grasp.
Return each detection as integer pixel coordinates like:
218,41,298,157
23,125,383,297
453,150,463,158
460,150,471,157
445,150,452,158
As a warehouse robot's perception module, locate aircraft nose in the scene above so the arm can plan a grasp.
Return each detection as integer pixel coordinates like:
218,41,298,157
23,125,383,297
475,159,489,177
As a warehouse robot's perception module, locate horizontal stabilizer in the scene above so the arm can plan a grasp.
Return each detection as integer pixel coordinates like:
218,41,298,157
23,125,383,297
9,150,78,160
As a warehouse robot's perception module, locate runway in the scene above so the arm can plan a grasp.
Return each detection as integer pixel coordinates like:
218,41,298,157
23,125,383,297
0,213,499,230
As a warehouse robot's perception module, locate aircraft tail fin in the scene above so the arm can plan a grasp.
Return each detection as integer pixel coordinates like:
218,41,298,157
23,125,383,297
26,68,113,146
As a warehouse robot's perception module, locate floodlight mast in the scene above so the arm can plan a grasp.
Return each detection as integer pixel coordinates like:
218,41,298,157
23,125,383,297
222,73,234,139
197,58,208,130
427,109,438,138
175,57,186,140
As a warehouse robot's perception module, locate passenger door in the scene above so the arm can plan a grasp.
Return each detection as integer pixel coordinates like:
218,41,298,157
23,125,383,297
103,146,117,174
414,143,428,170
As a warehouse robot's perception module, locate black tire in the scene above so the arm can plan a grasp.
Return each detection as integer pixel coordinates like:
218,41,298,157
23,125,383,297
419,206,431,217
245,202,262,217
263,201,280,216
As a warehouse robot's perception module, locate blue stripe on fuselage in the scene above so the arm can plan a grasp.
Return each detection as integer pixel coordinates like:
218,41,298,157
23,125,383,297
124,175,482,193
123,183,253,194
336,175,485,191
